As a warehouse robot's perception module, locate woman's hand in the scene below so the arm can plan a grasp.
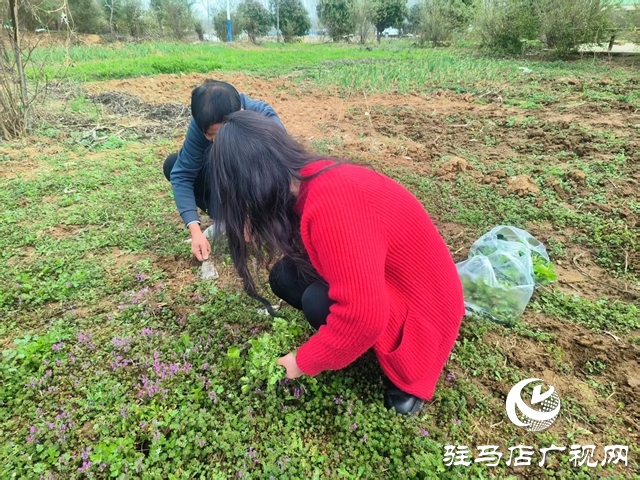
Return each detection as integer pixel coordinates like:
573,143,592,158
189,225,211,261
277,352,304,379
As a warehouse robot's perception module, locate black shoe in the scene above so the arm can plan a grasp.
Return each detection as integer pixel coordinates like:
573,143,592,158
384,383,424,416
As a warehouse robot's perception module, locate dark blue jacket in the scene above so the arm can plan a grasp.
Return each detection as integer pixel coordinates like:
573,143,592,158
171,94,284,226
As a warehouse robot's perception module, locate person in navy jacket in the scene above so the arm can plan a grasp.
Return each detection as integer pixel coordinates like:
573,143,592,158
163,80,285,261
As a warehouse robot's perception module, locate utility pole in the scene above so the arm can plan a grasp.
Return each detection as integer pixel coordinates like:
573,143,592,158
226,0,232,42
276,0,280,43
206,0,211,35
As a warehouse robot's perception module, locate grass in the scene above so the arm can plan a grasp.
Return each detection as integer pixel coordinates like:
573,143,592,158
2,40,639,478
0,140,485,478
27,41,640,110
32,42,397,82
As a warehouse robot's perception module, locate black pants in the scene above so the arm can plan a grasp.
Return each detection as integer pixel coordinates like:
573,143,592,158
269,257,335,331
163,153,217,219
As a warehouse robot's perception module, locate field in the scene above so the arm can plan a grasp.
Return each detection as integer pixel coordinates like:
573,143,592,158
1,41,639,478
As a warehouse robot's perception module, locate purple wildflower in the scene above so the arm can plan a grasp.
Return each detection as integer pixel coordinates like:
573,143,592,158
138,376,165,399
112,337,132,349
27,426,36,444
51,342,64,352
81,447,91,461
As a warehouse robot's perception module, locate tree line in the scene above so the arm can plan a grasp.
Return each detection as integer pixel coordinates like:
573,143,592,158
318,0,634,54
2,0,311,43
2,0,637,50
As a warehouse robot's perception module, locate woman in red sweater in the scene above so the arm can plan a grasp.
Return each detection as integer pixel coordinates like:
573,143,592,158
209,111,465,415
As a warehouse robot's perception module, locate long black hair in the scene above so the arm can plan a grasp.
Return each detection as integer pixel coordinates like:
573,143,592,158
191,80,242,134
208,110,339,314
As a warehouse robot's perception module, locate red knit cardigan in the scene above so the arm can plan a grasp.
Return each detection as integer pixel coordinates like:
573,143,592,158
293,160,465,400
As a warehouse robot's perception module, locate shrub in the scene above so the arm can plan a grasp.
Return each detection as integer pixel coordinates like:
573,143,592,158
415,0,475,46
535,0,618,54
613,5,640,43
164,0,195,40
67,0,106,34
194,21,204,41
317,0,356,42
120,0,151,39
473,0,540,54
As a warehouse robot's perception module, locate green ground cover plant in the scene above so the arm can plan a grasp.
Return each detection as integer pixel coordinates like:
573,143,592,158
1,41,638,477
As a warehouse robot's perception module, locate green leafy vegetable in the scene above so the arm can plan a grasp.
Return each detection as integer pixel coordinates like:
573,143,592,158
240,317,306,393
532,253,558,285
461,238,557,325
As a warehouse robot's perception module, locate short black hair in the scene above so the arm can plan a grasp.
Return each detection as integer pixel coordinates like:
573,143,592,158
191,80,242,133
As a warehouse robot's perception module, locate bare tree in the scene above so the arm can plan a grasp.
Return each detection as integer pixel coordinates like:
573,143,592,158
2,0,31,136
105,0,116,33
1,0,60,139
352,0,373,44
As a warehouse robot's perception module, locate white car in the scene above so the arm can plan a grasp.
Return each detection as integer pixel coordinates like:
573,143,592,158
382,27,400,37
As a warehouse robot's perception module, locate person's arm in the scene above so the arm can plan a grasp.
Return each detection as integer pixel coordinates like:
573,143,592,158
170,118,211,227
243,95,286,130
170,119,212,261
294,181,390,376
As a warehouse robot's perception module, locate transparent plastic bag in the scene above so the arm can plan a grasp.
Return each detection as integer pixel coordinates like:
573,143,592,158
456,226,550,325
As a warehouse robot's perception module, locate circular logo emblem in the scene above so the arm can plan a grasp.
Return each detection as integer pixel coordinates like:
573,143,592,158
505,378,561,432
